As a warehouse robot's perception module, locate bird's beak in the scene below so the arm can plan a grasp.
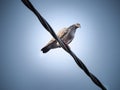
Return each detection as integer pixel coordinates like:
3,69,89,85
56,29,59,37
75,23,81,28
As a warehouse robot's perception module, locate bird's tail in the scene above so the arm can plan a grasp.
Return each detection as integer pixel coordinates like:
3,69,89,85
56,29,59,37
41,45,51,53
41,41,60,53
41,46,50,53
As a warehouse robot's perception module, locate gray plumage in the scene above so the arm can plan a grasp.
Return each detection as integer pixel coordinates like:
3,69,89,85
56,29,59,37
41,23,81,53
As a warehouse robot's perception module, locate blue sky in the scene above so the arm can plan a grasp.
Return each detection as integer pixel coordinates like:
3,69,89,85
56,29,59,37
0,0,120,90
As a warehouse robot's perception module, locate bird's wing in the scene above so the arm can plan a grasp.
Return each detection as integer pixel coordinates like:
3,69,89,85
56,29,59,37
57,27,68,39
45,27,68,46
44,38,56,47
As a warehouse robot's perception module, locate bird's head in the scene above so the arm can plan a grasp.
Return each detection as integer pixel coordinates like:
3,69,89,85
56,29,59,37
75,23,81,28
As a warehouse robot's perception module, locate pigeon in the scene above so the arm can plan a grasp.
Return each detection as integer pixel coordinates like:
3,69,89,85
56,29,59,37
41,23,81,53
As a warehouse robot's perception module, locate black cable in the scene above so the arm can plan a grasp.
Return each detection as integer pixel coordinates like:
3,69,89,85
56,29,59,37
21,0,107,90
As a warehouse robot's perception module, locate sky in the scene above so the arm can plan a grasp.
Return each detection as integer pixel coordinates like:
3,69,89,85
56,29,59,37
0,0,120,90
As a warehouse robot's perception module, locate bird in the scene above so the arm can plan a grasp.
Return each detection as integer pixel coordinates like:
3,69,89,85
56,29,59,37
41,23,81,53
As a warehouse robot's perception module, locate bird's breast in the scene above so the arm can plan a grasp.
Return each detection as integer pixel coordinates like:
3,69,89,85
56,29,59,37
68,29,76,38
61,30,76,44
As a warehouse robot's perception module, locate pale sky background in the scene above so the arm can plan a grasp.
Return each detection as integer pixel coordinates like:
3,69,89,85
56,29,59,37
0,0,120,90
